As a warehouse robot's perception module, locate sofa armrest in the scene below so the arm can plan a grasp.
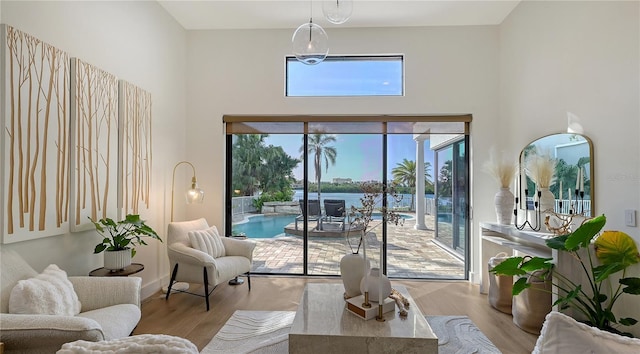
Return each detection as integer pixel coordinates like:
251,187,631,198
0,313,104,351
69,276,141,312
168,243,216,266
221,238,256,261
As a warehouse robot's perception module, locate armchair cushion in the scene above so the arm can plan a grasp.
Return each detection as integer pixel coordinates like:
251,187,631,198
188,226,226,258
9,264,81,316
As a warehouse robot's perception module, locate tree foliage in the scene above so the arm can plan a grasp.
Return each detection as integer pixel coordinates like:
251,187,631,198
232,134,299,198
391,158,433,210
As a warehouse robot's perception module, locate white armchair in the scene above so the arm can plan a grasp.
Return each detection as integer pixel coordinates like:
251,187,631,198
165,218,256,311
0,249,141,353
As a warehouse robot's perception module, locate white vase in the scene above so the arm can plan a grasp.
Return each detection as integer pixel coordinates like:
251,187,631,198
494,188,515,225
340,253,370,298
537,187,555,216
360,267,392,303
104,249,132,271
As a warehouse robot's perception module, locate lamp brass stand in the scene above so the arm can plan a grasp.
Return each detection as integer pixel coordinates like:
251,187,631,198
171,161,204,222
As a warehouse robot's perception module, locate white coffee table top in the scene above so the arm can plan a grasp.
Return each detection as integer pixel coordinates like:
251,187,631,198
289,283,437,350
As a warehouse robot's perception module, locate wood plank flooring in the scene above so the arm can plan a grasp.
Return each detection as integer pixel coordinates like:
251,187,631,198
134,277,537,353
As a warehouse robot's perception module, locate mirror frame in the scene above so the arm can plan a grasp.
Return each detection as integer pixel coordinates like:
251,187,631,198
518,133,595,216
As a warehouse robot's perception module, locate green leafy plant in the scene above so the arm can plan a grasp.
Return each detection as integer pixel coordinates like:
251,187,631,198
90,214,162,257
490,214,640,336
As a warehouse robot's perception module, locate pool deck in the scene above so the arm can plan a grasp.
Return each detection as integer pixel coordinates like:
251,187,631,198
244,213,465,279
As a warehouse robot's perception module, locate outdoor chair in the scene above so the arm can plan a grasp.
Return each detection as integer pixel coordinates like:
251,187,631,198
295,199,322,230
323,199,347,231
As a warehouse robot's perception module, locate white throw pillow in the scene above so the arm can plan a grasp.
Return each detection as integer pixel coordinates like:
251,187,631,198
532,311,640,354
188,226,226,258
9,264,81,316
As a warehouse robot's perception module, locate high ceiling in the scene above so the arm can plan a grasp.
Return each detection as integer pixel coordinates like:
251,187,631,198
158,0,521,30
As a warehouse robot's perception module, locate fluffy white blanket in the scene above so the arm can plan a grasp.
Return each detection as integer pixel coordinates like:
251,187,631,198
57,334,199,354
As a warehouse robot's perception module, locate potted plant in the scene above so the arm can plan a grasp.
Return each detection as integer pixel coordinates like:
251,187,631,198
490,214,640,336
90,214,162,270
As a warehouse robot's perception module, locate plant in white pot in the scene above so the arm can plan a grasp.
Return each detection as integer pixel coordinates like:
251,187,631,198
90,214,162,270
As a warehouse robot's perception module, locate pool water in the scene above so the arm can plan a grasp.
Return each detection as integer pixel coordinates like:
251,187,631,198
232,215,295,238
232,213,415,239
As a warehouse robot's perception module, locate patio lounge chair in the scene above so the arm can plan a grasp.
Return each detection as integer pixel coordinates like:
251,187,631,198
295,199,322,230
323,199,347,231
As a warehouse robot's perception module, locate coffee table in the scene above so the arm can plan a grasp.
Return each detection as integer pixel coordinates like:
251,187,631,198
289,283,438,354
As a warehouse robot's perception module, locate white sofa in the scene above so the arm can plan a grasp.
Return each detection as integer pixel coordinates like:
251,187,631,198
0,249,141,353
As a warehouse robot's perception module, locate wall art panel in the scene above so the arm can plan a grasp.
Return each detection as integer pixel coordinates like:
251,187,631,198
69,58,118,231
118,80,152,217
1,25,70,243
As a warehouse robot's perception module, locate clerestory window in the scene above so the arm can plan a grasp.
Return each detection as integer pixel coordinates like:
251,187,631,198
285,55,404,97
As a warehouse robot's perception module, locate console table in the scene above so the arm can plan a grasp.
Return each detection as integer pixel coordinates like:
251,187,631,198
480,222,556,293
289,283,438,354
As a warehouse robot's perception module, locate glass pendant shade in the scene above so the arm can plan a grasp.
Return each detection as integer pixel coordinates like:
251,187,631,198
185,180,205,204
322,0,353,24
292,20,329,65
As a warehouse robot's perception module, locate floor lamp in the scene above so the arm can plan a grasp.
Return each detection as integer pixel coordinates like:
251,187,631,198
170,161,205,222
164,161,204,294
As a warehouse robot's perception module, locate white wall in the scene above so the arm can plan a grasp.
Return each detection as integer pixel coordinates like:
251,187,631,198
500,0,640,336
186,25,502,282
1,0,188,299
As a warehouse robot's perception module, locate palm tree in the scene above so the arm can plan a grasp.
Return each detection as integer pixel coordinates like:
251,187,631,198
300,134,337,202
392,158,432,211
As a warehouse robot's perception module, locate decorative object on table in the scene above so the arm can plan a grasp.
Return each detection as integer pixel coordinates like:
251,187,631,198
360,267,392,305
90,214,161,271
524,152,557,216
490,215,640,337
483,148,517,225
389,288,410,317
543,210,588,235
514,187,542,231
171,161,205,222
340,181,403,300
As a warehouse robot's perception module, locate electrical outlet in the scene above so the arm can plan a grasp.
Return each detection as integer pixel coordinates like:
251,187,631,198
625,209,636,227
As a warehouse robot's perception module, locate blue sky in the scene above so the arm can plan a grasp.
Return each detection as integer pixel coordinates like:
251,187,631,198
264,134,435,183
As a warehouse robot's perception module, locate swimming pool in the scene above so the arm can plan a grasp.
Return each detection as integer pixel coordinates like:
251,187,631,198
232,215,294,239
232,213,415,239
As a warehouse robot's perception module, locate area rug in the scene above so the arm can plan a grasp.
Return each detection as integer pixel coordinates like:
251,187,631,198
426,315,501,354
202,311,501,354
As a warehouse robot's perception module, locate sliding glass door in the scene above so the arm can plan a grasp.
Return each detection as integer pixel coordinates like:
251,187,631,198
435,137,468,260
225,117,470,280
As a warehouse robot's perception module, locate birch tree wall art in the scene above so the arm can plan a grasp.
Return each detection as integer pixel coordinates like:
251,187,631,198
69,58,118,231
119,80,152,216
1,25,70,243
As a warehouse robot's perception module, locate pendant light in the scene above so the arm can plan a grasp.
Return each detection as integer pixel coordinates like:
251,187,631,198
322,0,353,24
292,0,329,65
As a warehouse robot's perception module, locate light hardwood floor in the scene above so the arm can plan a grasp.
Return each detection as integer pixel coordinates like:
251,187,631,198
134,277,538,353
